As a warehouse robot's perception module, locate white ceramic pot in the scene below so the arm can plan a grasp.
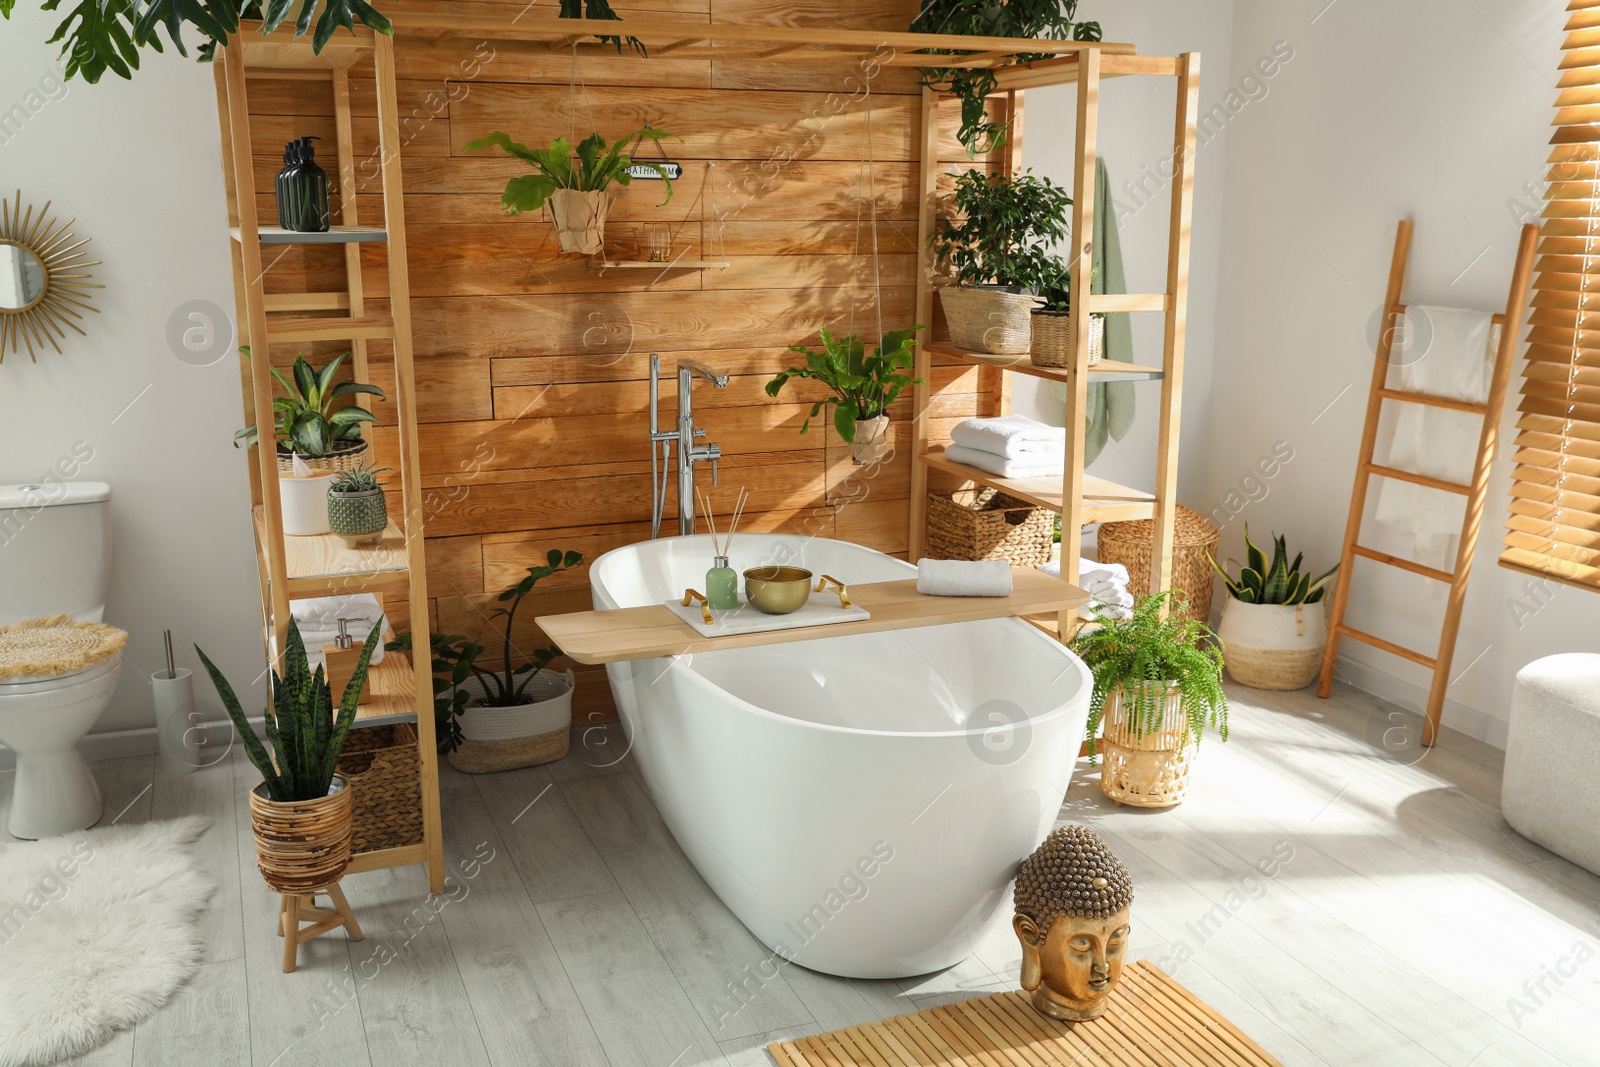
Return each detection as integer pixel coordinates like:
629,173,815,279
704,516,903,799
548,189,610,255
850,416,891,465
1216,598,1327,691
455,669,575,742
278,473,336,536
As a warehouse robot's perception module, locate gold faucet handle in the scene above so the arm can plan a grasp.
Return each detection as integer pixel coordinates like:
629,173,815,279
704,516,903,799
681,588,714,625
814,574,851,608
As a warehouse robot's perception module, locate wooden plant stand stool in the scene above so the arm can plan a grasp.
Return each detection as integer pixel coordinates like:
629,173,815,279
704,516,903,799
277,880,363,973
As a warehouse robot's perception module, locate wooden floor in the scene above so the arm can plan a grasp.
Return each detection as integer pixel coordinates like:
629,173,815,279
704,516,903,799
9,679,1598,1067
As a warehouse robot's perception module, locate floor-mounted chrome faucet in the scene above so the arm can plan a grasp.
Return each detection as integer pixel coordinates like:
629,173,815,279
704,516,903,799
649,354,729,537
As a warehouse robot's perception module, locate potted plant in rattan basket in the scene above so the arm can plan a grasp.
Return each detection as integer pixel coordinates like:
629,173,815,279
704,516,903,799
196,619,381,894
1029,261,1104,369
1072,590,1228,809
327,462,391,548
765,326,924,465
465,127,676,255
1208,529,1337,692
391,549,583,772
932,169,1071,355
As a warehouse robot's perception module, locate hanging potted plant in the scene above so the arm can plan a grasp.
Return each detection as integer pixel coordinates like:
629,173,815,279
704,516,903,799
234,349,385,536
1072,590,1228,809
1209,529,1337,692
196,619,381,894
765,326,924,465
465,127,677,255
391,549,584,771
327,462,391,548
932,169,1071,355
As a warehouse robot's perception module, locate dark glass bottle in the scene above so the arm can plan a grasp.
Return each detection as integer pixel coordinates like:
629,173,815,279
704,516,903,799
275,136,330,233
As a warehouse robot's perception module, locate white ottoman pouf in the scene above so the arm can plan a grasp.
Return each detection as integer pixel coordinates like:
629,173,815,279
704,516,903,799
1503,652,1600,875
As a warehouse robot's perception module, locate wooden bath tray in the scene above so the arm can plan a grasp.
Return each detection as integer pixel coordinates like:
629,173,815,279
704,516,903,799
537,570,1089,665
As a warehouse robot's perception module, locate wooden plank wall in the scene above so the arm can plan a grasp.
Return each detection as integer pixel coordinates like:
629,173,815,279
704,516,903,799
242,0,997,724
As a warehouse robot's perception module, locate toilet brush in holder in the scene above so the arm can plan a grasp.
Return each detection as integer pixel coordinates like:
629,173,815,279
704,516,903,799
153,629,200,776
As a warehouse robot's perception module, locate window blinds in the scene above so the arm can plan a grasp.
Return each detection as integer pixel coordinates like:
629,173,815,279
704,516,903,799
1499,0,1600,590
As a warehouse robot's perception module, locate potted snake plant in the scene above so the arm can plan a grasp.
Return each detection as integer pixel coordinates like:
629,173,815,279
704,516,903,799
766,326,924,465
1072,590,1228,809
197,619,381,894
1209,529,1337,691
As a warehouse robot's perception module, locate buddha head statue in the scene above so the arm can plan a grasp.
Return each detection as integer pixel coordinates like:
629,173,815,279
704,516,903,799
1012,824,1133,1021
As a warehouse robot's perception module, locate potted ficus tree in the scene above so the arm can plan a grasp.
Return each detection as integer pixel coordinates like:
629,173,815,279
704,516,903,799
1072,590,1228,809
766,326,924,465
932,169,1072,355
197,619,381,894
234,349,385,536
391,549,584,772
1209,529,1337,692
465,128,677,255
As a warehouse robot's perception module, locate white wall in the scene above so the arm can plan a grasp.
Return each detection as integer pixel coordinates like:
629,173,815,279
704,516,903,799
1018,0,1238,527
1204,0,1572,746
0,8,264,751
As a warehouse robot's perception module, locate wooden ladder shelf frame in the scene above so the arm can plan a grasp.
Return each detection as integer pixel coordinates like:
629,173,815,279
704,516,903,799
1316,219,1538,747
215,32,445,892
907,52,1202,637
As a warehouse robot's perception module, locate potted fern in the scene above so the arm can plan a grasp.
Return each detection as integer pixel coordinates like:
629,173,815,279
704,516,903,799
1072,590,1228,809
197,619,381,893
1209,529,1337,691
766,326,924,464
465,128,676,255
391,550,583,771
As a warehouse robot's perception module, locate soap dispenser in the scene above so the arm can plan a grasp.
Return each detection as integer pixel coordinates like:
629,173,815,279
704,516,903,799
322,618,370,706
276,136,331,233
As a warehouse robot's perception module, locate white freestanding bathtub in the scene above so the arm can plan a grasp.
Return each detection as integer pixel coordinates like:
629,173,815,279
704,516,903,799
590,534,1092,979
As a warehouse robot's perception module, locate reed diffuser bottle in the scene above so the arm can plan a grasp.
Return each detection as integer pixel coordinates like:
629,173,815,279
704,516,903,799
700,486,749,611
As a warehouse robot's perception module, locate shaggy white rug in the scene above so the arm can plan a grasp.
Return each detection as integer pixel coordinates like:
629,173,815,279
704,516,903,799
0,815,215,1067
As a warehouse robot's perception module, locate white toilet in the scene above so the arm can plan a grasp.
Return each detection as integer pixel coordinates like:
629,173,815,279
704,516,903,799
0,481,117,840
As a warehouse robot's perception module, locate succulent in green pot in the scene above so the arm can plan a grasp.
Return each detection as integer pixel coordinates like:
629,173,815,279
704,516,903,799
326,463,391,548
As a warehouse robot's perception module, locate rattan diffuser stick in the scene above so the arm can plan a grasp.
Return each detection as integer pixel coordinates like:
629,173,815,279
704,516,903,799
697,487,721,553
723,486,749,556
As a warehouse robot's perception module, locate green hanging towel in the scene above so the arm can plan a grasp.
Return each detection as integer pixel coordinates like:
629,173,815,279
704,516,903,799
1085,156,1135,465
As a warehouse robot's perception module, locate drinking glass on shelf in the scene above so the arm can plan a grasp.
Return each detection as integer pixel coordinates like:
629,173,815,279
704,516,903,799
643,223,672,263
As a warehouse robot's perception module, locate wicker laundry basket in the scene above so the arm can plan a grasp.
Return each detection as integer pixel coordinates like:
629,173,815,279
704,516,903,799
926,488,1054,567
1096,506,1220,624
1030,311,1104,368
335,723,423,854
938,286,1040,355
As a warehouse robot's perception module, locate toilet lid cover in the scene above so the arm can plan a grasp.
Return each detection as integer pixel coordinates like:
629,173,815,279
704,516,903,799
0,614,127,682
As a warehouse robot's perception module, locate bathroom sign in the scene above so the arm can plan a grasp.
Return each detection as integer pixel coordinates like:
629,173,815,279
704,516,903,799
625,161,683,180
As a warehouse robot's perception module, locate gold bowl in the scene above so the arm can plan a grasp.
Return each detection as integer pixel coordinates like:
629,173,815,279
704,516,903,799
744,566,813,615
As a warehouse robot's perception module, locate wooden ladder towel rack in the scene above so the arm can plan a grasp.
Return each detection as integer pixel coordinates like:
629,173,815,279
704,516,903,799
1317,220,1537,747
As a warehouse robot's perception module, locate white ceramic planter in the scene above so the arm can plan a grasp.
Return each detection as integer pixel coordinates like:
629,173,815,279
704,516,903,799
851,416,891,465
278,473,336,536
1216,598,1327,691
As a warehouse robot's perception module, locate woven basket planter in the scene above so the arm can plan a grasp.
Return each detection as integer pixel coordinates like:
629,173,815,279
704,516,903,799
926,488,1053,567
448,670,574,774
327,486,387,547
1030,311,1104,368
938,286,1040,355
1096,506,1220,624
336,723,423,854
1217,599,1327,691
1099,682,1195,808
247,777,353,894
275,439,369,476
549,189,610,255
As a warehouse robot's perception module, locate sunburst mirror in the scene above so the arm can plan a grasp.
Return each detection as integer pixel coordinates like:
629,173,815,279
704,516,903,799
0,191,102,364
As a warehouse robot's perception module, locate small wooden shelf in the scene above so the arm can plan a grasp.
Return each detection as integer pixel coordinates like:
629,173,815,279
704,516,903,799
252,506,411,598
538,570,1090,665
354,651,422,726
928,342,1165,383
590,259,731,274
233,226,389,245
919,452,1155,524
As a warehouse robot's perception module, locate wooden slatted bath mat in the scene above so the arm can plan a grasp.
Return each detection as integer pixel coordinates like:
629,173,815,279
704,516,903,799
768,961,1283,1067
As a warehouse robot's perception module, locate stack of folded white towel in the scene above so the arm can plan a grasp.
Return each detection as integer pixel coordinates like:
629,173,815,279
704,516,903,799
287,593,388,670
1040,558,1134,620
944,415,1066,479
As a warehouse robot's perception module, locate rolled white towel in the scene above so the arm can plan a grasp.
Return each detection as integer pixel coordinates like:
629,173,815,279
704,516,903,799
950,415,1066,459
917,558,1013,597
1079,560,1130,589
944,444,1064,480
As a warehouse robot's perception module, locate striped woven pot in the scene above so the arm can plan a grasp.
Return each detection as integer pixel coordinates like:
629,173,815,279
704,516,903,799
247,777,353,894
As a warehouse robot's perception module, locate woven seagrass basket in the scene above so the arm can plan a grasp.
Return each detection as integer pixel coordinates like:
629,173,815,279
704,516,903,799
275,439,369,475
938,286,1040,355
1096,506,1220,624
926,488,1053,567
336,723,423,854
1030,311,1104,368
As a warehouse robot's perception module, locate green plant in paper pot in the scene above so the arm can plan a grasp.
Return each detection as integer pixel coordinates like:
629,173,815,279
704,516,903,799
766,325,925,465
1209,529,1338,693
1070,590,1227,809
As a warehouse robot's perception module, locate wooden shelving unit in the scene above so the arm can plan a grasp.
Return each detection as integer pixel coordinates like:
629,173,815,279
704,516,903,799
909,51,1201,634
213,25,444,892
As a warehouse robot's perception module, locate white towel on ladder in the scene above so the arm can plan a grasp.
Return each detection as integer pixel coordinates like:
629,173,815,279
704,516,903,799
1374,305,1500,570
